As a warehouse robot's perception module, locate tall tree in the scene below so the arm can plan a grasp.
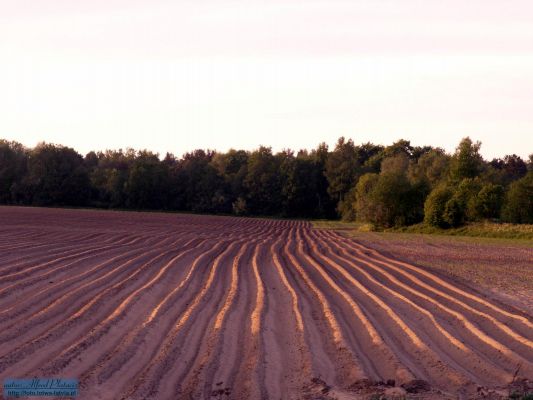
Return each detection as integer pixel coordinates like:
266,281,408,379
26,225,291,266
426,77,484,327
0,140,27,203
89,149,136,207
1,135,530,225
23,143,90,206
408,148,450,188
311,142,336,218
244,146,282,215
125,151,170,210
382,139,414,159
490,154,527,185
174,149,227,213
501,172,533,223
211,149,249,212
449,137,483,181
325,137,360,210
278,150,324,217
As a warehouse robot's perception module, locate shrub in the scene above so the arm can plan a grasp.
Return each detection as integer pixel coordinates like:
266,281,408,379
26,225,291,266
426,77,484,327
424,186,453,227
355,172,423,228
453,178,482,221
470,183,504,220
355,173,379,223
502,172,533,223
443,196,465,227
232,197,247,215
338,187,357,221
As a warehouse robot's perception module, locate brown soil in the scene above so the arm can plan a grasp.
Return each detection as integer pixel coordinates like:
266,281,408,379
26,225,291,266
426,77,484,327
0,207,532,399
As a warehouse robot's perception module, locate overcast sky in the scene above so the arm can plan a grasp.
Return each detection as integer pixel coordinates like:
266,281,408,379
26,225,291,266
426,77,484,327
1,0,532,159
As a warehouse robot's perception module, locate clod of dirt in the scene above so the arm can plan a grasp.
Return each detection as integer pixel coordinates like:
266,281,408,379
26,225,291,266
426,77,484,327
303,378,335,400
509,378,533,396
475,386,509,399
321,386,331,394
384,386,407,398
348,378,376,392
401,379,431,393
311,377,327,386
210,387,231,397
350,378,376,389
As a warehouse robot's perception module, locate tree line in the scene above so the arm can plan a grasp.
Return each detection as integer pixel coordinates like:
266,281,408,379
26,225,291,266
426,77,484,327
0,137,531,227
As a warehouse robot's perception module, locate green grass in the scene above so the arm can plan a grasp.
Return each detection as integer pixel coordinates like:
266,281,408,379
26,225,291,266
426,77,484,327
311,219,379,232
391,222,533,240
312,220,533,241
510,392,533,400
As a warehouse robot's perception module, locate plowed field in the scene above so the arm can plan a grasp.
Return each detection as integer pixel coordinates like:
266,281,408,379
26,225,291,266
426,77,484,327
0,207,531,399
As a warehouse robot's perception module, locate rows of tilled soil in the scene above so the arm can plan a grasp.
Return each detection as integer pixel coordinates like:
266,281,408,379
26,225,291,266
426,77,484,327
0,207,532,399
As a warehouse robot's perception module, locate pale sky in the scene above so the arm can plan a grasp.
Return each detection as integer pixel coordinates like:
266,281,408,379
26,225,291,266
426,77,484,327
1,0,532,159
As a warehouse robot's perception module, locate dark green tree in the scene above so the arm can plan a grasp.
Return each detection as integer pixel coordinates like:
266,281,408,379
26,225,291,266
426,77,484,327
501,172,533,223
489,154,527,185
1,135,530,224
449,137,483,181
355,170,424,228
325,137,360,212
244,146,281,215
174,150,227,213
408,148,450,188
354,173,379,223
470,183,504,220
0,140,27,203
382,139,414,159
23,143,90,206
89,149,136,207
125,151,170,210
380,153,410,175
424,186,454,228
211,149,249,214
443,196,465,227
311,142,336,218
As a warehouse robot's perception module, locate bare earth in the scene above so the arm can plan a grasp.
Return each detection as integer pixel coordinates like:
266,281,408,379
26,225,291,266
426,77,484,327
0,207,532,400
346,232,533,314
